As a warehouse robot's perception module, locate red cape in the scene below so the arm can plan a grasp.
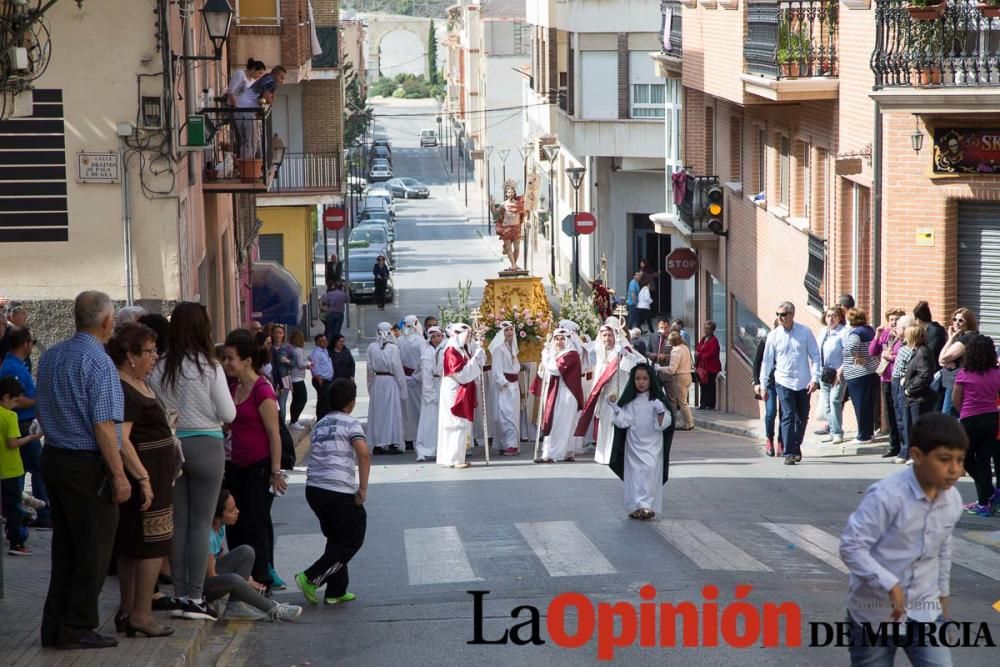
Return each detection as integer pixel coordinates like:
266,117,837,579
541,350,584,435
574,352,621,436
444,347,478,421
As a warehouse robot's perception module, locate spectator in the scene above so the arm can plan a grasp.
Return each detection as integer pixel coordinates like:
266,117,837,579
149,302,236,622
2,376,43,556
294,379,370,606
36,290,129,650
671,319,692,348
204,490,302,621
115,305,147,328
648,319,672,366
938,308,978,417
816,307,847,445
311,335,334,419
754,320,783,457
627,328,647,358
248,321,263,337
288,329,311,431
902,324,939,462
107,322,175,638
373,255,391,311
626,272,641,329
638,258,658,287
838,293,856,310
221,330,287,593
760,301,821,466
137,313,170,356
0,311,8,361
320,283,349,341
869,308,906,457
890,317,917,463
3,304,29,370
913,301,947,371
249,65,287,102
224,58,266,108
695,321,722,410
841,309,879,444
270,325,294,425
326,253,343,287
635,281,654,334
0,326,49,527
663,332,694,430
951,335,1000,517
255,332,273,380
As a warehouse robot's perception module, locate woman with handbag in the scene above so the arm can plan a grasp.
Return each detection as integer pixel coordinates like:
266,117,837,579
938,307,979,418
868,308,905,457
269,325,294,426
816,307,847,445
662,332,694,430
841,309,879,444
695,321,721,410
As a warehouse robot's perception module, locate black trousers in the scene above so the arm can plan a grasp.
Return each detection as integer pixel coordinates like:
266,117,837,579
224,459,274,586
699,373,719,409
312,377,332,420
304,486,367,598
961,412,998,506
880,381,900,451
290,380,308,423
40,447,119,643
374,278,388,309
1,475,24,547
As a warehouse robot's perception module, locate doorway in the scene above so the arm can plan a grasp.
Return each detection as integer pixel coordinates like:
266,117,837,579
631,214,672,318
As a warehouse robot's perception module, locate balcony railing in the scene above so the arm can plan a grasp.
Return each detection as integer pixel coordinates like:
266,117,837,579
271,153,342,194
202,106,274,191
745,0,838,79
872,0,1000,89
660,0,682,57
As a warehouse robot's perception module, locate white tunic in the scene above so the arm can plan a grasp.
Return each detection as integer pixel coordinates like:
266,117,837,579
592,346,641,465
365,341,406,449
540,349,581,462
490,341,521,450
398,333,427,443
437,345,485,467
610,393,671,513
415,342,444,460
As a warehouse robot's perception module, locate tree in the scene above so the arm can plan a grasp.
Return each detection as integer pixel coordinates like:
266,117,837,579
342,63,373,148
427,22,439,84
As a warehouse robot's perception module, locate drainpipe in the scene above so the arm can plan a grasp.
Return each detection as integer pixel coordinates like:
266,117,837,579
182,0,198,182
872,101,882,318
121,141,135,306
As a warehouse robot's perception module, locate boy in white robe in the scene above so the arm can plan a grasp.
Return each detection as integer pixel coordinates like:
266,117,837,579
365,322,407,454
398,315,427,450
415,327,445,462
489,322,522,456
437,323,485,469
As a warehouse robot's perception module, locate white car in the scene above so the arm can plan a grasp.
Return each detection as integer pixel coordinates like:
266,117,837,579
368,161,392,182
419,129,438,147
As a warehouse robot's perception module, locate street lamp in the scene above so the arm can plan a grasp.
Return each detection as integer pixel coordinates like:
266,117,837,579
459,126,468,206
497,148,510,191
566,166,586,293
174,0,234,62
484,145,494,231
518,141,533,273
542,142,560,280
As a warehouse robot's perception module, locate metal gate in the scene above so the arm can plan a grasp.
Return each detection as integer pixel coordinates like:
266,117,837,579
957,201,1000,340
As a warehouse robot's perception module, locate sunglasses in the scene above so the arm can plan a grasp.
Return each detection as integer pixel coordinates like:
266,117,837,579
776,312,790,318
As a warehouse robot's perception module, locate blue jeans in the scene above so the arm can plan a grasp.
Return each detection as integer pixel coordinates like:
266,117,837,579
763,380,778,441
818,379,846,437
325,312,344,341
18,430,49,520
776,385,810,457
847,614,952,667
846,374,878,441
941,385,958,418
891,379,909,458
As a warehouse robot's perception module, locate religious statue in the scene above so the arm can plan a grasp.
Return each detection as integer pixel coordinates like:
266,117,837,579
494,180,527,273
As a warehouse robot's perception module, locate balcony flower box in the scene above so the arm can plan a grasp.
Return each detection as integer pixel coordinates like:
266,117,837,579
238,158,263,182
906,1,946,20
911,65,943,86
977,2,1000,17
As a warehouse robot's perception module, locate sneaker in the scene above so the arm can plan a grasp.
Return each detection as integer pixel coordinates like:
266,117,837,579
288,422,305,431
821,435,834,443
814,427,830,436
415,456,426,462
152,596,179,612
294,572,319,605
783,456,796,466
962,501,980,511
268,602,303,622
180,598,218,621
892,457,906,465
965,503,994,518
324,592,357,605
794,454,802,462
765,439,775,457
905,459,913,466
20,493,46,510
268,566,287,590
8,544,31,556
852,438,874,445
503,448,519,456
829,435,844,445
881,449,901,459
387,445,403,455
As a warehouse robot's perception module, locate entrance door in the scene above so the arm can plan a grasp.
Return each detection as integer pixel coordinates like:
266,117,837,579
958,201,1000,339
631,214,672,318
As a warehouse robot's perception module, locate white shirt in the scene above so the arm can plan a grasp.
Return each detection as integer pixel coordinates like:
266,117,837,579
149,357,237,431
306,411,365,494
226,69,259,108
759,322,821,391
637,286,653,310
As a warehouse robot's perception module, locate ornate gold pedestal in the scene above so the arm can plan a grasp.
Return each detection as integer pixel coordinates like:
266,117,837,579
479,276,551,363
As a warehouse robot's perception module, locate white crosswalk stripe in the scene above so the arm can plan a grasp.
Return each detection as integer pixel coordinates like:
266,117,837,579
515,520,617,577
951,537,1000,581
404,526,482,585
653,519,772,572
759,523,850,574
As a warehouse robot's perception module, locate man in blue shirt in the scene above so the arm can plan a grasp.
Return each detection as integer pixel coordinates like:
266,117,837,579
36,291,129,651
760,301,821,466
0,326,49,525
626,272,641,330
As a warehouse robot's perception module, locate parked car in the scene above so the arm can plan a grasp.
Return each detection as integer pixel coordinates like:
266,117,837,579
346,175,368,194
356,219,394,244
370,145,392,165
359,204,393,227
363,189,396,215
349,225,393,264
385,177,430,199
419,129,438,147
371,139,391,153
346,250,394,304
368,159,392,182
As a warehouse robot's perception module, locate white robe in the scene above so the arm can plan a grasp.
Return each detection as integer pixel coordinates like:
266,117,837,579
415,342,444,460
592,346,641,465
473,370,498,446
540,349,581,462
365,341,406,449
437,345,485,467
610,394,671,513
490,341,521,451
398,333,426,443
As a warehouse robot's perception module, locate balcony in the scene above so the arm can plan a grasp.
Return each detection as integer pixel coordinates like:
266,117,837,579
741,0,840,102
201,107,275,194
233,0,314,82
870,0,1000,111
653,0,683,78
652,173,725,248
263,153,342,203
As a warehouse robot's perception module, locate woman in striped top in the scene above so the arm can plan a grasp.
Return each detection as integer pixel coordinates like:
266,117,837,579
888,316,915,462
839,309,879,444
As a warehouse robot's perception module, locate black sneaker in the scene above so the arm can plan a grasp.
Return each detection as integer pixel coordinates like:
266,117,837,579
405,441,414,451
373,446,387,455
152,596,180,612
180,599,218,621
387,445,403,455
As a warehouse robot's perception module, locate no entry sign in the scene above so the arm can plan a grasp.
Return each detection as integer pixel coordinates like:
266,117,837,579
323,207,346,231
574,211,596,235
665,247,698,280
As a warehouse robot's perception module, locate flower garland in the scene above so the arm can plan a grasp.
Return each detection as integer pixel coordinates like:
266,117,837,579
556,285,601,340
482,305,551,343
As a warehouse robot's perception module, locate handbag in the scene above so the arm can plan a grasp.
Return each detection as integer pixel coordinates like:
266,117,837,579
821,367,837,385
876,356,891,377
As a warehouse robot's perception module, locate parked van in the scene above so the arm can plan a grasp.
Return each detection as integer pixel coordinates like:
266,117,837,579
419,129,438,147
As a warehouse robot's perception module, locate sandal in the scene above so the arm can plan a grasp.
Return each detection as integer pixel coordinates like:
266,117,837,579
628,510,643,519
639,509,655,520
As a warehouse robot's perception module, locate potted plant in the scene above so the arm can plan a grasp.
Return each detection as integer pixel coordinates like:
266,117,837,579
205,160,218,181
777,21,808,77
906,0,947,21
909,20,944,86
977,0,1000,18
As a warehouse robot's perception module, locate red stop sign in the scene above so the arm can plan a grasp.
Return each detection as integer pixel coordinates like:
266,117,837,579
323,207,346,231
574,211,596,235
665,248,698,280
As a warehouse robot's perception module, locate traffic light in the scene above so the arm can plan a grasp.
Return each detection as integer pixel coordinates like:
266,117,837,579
705,184,725,236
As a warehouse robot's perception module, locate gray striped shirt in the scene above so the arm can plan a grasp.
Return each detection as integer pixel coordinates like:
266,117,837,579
306,411,366,494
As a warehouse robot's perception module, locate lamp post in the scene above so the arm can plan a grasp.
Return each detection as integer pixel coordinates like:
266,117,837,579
484,145,494,232
173,0,234,62
542,142,560,280
518,141,533,273
566,166,586,293
459,126,468,207
497,148,510,192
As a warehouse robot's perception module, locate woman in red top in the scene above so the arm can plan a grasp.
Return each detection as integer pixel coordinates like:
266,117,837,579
695,321,722,410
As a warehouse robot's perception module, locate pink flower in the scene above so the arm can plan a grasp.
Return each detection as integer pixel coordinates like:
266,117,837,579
519,330,527,338
526,319,533,326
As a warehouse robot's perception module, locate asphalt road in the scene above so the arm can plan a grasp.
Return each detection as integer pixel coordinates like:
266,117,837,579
203,100,1000,667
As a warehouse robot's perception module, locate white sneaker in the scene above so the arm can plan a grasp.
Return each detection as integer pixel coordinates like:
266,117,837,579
288,422,305,431
905,459,914,466
268,602,303,622
415,456,426,462
829,435,844,444
892,457,906,464
821,435,833,443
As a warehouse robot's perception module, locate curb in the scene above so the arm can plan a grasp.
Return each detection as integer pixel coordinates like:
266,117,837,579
694,416,891,457
172,620,212,667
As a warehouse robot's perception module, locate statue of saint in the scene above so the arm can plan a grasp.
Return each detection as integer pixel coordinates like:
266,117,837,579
494,180,527,272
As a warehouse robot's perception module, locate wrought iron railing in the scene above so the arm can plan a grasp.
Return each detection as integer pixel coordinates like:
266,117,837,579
271,153,342,193
558,90,568,111
872,0,1000,88
201,106,273,186
745,0,838,79
660,0,683,56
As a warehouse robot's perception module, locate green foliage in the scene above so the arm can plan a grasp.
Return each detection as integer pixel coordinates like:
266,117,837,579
439,281,474,328
342,62,373,148
371,77,398,98
344,0,451,19
371,73,441,99
392,87,407,98
427,22,439,85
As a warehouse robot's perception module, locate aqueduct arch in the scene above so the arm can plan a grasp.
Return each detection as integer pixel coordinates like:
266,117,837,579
361,13,443,79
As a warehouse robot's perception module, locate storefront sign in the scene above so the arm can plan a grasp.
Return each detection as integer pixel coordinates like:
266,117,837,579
932,128,1000,174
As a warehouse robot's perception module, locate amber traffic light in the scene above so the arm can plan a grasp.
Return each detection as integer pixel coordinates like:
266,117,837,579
705,184,725,236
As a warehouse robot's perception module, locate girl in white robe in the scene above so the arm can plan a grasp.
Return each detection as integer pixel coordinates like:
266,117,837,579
584,322,642,464
365,322,407,453
537,330,584,463
489,322,522,455
415,328,445,461
608,364,674,519
437,323,485,468
399,315,427,446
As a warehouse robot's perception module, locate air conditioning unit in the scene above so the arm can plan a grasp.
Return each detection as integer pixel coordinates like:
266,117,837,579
140,96,163,130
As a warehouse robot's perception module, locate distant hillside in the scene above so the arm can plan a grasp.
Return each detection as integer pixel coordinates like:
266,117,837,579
345,0,449,19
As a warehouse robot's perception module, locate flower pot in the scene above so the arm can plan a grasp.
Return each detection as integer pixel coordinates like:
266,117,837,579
911,66,943,87
780,62,800,78
205,168,218,181
238,158,263,181
906,2,946,20
977,2,1000,17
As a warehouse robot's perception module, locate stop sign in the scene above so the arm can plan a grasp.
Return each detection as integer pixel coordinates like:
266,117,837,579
323,207,346,231
665,248,698,280
574,211,597,235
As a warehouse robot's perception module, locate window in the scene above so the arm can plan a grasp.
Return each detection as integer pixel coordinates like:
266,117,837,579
756,127,766,194
664,79,683,215
802,143,811,219
779,135,790,208
733,298,771,364
708,274,727,370
631,83,665,118
804,232,825,311
258,233,284,266
730,116,742,182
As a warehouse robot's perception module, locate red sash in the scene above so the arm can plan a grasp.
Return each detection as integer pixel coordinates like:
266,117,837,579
574,354,620,436
541,350,584,435
444,347,477,421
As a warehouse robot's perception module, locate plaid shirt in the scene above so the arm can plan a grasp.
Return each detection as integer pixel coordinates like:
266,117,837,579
36,332,123,451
